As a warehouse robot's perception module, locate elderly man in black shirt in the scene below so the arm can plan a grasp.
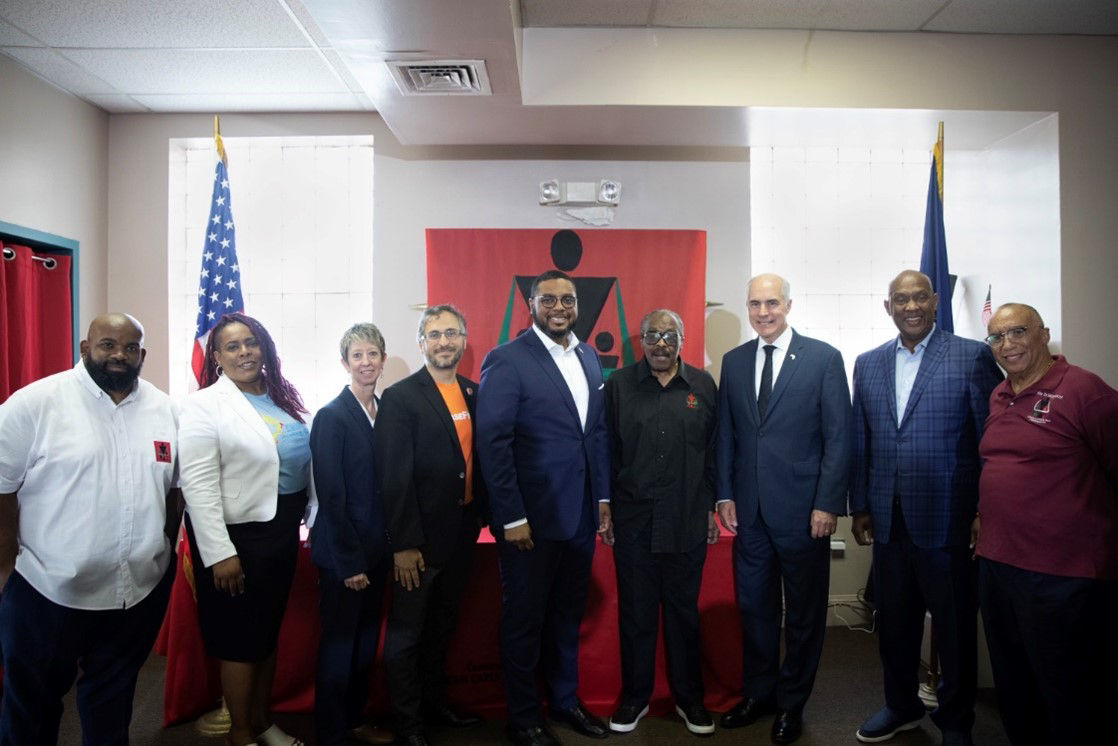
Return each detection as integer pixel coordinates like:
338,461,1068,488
604,308,720,737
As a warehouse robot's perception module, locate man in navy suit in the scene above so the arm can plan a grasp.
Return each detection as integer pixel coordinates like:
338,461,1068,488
716,273,851,745
375,305,487,746
850,270,1001,746
476,270,613,746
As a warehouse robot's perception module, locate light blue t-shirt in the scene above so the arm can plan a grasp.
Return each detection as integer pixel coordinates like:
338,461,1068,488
244,392,310,494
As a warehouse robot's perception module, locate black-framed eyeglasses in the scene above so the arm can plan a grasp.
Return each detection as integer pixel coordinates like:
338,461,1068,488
642,330,681,346
534,294,577,308
423,329,463,342
985,326,1032,347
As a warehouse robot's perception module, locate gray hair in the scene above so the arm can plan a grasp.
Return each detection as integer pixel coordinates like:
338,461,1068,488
640,308,685,340
339,323,385,360
418,304,468,339
748,273,791,302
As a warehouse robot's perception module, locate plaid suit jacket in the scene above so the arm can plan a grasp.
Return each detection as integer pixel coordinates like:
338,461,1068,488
850,328,1002,548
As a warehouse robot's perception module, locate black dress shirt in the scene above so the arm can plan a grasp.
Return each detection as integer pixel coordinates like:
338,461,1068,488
605,358,718,553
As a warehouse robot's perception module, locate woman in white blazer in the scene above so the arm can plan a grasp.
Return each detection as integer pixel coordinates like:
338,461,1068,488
180,312,310,746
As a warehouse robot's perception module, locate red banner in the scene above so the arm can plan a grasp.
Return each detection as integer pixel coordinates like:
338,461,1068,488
425,229,707,381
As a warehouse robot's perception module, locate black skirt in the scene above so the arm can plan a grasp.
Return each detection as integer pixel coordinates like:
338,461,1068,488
185,489,308,662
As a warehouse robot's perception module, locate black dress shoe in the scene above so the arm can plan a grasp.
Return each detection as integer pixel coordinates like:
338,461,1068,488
549,701,609,739
720,698,776,729
771,710,803,744
507,724,560,746
423,705,483,728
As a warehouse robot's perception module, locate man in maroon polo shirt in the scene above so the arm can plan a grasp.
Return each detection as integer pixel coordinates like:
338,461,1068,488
974,302,1118,746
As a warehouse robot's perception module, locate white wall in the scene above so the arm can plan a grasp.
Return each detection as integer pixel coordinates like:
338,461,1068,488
0,54,108,335
951,115,1062,344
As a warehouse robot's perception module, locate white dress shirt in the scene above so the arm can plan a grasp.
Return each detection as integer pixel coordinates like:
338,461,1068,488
531,323,589,430
754,325,796,398
0,363,178,610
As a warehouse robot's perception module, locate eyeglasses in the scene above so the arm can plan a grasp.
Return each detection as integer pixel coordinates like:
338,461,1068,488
642,330,681,346
534,294,577,308
423,329,463,342
985,326,1032,347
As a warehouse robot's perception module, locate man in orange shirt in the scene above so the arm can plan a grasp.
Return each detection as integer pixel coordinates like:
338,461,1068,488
374,305,488,746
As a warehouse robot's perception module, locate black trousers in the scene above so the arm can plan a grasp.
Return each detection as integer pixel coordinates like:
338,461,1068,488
0,563,174,746
733,515,829,715
979,557,1118,746
872,503,976,736
613,505,707,708
383,521,479,737
315,558,389,746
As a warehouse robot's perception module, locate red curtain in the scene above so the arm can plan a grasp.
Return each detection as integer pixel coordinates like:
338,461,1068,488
425,229,707,382
0,242,73,403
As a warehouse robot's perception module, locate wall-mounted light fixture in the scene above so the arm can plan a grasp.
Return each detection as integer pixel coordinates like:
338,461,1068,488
539,179,622,207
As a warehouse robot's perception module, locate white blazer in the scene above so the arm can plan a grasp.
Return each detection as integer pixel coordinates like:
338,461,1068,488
180,373,280,568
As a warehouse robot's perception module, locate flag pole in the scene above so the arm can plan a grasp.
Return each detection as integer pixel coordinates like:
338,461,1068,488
213,114,227,166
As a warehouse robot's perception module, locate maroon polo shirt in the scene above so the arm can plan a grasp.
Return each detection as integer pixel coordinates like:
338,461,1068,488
977,356,1118,579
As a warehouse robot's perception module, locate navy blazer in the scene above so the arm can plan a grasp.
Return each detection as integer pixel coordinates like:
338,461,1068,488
309,387,388,577
850,328,1002,548
715,331,852,538
373,367,485,567
476,329,611,542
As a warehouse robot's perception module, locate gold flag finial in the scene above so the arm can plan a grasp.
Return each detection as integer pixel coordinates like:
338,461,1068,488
213,114,227,165
934,121,944,202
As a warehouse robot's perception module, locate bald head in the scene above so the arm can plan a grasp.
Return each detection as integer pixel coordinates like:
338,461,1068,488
990,303,1044,329
887,270,933,298
81,313,146,399
86,312,145,344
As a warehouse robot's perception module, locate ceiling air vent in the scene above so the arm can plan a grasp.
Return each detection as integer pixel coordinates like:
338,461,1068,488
386,59,492,96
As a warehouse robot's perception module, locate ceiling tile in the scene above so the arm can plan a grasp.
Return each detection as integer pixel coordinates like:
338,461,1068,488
0,17,37,45
0,0,311,48
925,0,1118,34
128,91,365,111
520,0,654,27
2,47,118,94
57,48,349,95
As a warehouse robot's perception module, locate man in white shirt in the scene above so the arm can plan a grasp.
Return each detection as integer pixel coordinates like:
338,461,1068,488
476,270,612,746
0,313,180,745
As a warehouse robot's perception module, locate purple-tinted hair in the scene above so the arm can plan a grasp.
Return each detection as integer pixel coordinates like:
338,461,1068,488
202,312,308,423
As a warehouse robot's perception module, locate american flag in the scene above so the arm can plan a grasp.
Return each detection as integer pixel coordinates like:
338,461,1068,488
191,158,244,384
980,285,993,326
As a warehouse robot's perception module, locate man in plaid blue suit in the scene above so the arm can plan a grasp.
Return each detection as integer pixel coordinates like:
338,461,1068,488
849,270,1002,746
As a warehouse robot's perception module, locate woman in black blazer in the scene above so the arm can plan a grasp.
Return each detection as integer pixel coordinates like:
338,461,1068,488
309,323,391,746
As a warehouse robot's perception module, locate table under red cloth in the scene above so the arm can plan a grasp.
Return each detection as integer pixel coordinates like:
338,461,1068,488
156,529,742,726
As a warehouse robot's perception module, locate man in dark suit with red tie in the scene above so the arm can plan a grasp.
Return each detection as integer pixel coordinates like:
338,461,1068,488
477,270,613,746
716,273,852,745
374,305,487,746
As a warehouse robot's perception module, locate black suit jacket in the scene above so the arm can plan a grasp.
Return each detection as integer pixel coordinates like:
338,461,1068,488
309,386,388,577
373,367,486,567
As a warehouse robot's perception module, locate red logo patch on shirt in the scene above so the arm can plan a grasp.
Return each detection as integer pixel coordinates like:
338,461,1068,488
154,441,172,463
686,393,698,409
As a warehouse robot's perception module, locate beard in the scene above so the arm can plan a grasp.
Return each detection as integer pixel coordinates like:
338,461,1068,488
426,346,464,370
84,355,142,394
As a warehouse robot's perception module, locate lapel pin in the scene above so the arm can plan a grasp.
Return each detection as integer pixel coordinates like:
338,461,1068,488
789,353,796,360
